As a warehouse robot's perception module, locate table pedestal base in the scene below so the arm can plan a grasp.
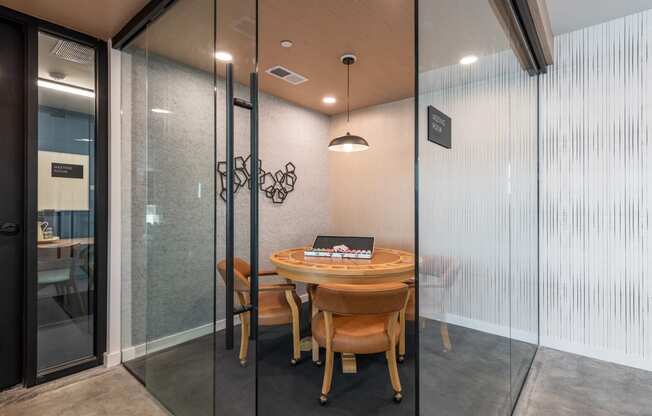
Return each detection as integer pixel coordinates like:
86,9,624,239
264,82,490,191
300,337,312,352
341,353,357,373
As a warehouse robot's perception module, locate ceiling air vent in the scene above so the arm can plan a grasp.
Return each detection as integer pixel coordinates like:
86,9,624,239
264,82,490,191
265,65,308,85
50,40,94,65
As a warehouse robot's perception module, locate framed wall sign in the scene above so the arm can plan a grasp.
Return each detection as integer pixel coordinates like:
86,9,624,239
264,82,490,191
427,105,451,149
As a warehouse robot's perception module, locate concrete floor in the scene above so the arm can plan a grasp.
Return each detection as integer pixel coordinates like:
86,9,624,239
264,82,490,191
1,347,651,416
514,347,652,416
0,366,169,416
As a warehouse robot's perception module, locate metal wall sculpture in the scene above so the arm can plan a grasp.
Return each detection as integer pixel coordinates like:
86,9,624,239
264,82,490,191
218,155,297,204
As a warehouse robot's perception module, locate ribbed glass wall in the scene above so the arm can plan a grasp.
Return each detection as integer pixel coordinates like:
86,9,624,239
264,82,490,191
417,0,538,414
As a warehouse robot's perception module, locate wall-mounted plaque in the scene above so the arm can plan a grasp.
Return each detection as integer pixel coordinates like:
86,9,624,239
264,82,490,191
39,151,89,211
51,163,84,179
427,105,451,149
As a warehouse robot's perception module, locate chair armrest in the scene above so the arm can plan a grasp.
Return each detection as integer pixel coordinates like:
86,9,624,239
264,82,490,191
259,283,296,292
259,270,278,277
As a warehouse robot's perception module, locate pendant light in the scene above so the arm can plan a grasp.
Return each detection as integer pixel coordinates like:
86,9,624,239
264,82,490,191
328,54,369,152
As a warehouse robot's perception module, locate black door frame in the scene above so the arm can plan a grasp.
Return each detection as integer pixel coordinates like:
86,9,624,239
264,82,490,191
0,5,108,388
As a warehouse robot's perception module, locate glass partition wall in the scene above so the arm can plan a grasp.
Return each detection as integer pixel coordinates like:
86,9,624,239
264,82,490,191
120,0,257,414
418,0,539,415
120,0,539,415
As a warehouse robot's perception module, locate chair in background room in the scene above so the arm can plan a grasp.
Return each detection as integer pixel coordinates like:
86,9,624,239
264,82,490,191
311,282,409,404
37,243,85,317
399,256,459,361
217,257,302,366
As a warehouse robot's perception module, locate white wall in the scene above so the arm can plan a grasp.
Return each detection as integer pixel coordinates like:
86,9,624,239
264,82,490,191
105,45,122,368
328,98,414,251
539,10,652,371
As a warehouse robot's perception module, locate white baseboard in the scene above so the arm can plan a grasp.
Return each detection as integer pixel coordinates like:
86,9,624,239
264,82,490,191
119,296,651,372
122,317,234,361
122,295,310,362
540,336,652,372
421,311,538,344
104,350,122,368
425,312,652,372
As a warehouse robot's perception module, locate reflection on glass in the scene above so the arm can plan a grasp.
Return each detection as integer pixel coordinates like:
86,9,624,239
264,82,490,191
36,32,96,371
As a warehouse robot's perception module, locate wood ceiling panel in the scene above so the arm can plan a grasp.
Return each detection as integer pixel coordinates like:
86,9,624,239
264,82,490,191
259,0,414,115
130,0,414,115
0,0,149,39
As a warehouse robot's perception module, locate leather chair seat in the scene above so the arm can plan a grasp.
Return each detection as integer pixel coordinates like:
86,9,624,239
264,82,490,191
312,312,400,354
258,290,301,326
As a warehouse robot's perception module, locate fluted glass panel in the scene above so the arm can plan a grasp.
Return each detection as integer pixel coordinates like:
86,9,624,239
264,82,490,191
418,1,538,413
508,57,539,408
539,10,652,369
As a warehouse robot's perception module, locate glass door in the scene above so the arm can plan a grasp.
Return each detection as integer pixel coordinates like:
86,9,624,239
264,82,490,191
417,0,539,415
119,0,258,415
35,29,101,378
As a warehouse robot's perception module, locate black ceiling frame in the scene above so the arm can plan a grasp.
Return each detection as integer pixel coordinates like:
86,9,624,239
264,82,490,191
111,0,178,49
511,0,549,75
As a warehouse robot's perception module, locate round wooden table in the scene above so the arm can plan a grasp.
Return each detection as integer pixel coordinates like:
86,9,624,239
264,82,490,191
270,247,415,372
270,247,414,285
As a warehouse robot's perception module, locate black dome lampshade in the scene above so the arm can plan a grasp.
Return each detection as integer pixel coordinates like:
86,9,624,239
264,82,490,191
328,53,369,153
328,133,369,152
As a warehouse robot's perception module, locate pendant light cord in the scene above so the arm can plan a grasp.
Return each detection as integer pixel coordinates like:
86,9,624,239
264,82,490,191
346,61,350,123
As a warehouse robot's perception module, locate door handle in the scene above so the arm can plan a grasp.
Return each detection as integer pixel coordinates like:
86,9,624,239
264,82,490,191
0,222,20,236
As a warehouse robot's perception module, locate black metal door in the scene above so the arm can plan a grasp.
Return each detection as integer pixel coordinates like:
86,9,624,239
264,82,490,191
0,17,25,390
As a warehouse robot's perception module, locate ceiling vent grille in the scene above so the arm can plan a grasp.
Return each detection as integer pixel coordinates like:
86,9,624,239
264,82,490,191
50,40,94,65
265,65,308,85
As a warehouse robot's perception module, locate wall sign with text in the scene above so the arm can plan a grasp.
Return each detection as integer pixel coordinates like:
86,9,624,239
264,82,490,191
51,162,84,179
427,105,451,149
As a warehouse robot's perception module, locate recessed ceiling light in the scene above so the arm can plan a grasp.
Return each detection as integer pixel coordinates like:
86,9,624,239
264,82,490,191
280,40,293,48
151,108,172,114
322,96,336,104
215,51,233,62
459,55,478,65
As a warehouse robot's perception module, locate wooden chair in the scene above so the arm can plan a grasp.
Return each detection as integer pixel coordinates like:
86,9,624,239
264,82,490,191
399,256,459,361
217,257,302,366
312,283,409,404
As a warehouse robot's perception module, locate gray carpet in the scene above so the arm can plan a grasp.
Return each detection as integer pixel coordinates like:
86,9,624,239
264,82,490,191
125,305,536,416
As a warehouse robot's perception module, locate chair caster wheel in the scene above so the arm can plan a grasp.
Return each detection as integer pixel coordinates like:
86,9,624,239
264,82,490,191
314,360,323,367
393,392,403,403
290,358,298,366
240,360,247,367
398,355,405,363
319,395,328,405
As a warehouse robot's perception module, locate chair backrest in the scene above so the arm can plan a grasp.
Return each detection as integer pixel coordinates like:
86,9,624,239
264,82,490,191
217,257,251,292
420,255,460,288
314,283,408,315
